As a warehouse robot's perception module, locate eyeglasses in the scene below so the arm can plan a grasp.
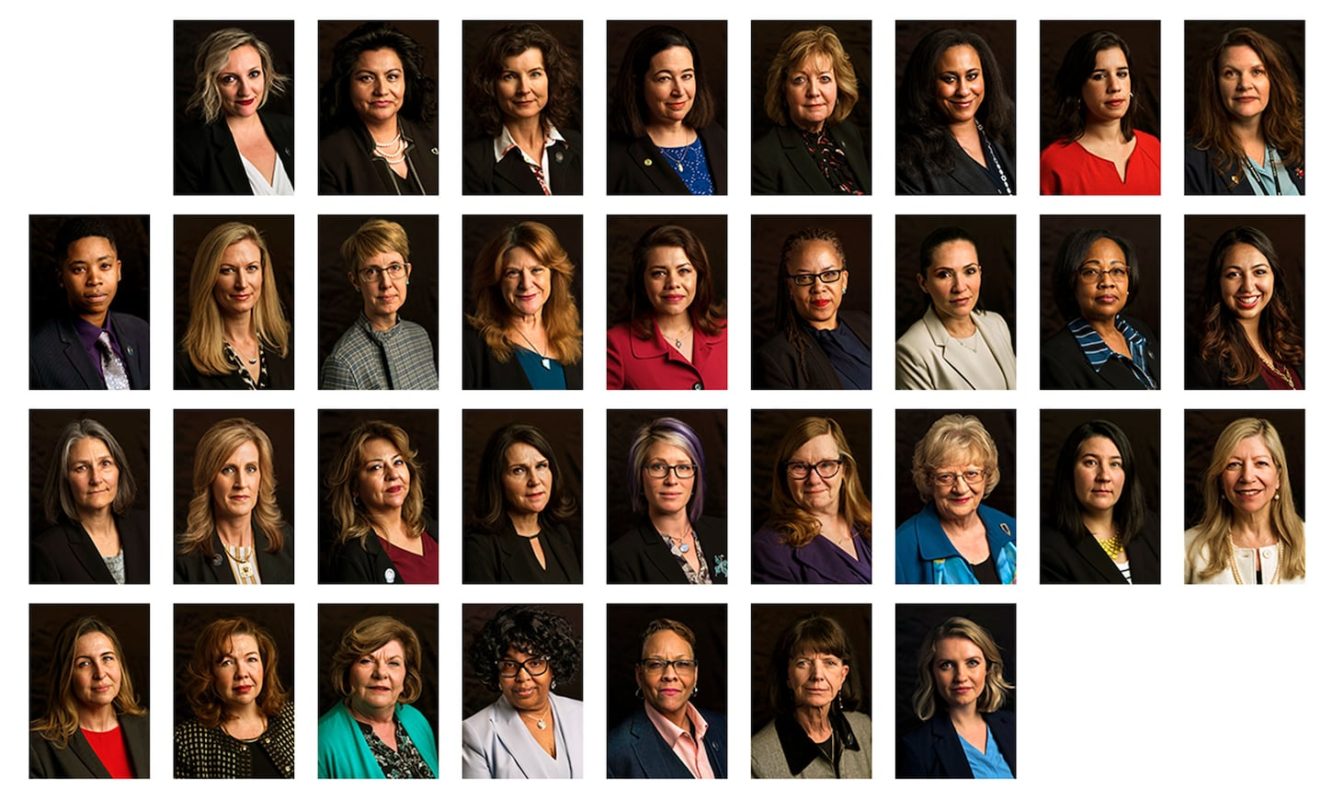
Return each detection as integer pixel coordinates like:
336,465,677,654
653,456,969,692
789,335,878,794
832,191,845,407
932,469,988,487
497,655,549,678
638,658,698,675
785,269,845,287
645,462,697,479
1077,266,1128,284
786,459,843,479
355,263,407,283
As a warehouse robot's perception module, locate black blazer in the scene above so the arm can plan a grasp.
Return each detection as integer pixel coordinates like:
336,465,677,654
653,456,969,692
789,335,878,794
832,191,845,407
463,130,583,194
31,511,150,584
463,519,582,584
753,310,872,390
174,526,294,584
751,121,871,194
897,134,1015,195
1184,139,1305,196
607,515,728,584
318,118,439,195
461,325,583,390
30,712,151,778
174,112,295,195
326,515,438,584
898,709,1016,779
606,706,727,778
1040,318,1159,390
30,312,150,390
607,124,727,195
1040,516,1161,585
174,345,294,390
1185,343,1304,390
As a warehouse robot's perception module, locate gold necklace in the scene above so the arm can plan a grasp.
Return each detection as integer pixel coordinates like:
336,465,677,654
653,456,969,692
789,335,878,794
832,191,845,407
518,707,550,731
1095,531,1123,559
1255,351,1295,389
1227,539,1283,585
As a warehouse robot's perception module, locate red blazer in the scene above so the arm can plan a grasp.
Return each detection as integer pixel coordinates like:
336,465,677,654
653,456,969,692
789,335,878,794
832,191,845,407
606,320,728,390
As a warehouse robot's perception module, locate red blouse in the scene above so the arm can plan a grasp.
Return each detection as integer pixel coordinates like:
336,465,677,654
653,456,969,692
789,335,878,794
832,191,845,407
83,726,133,778
1039,130,1161,195
382,529,439,584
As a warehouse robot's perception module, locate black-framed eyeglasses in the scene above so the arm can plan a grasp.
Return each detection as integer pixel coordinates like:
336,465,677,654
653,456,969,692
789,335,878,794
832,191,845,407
785,269,845,287
644,462,697,479
497,655,549,678
1077,266,1128,284
355,263,407,283
786,459,843,479
638,658,698,675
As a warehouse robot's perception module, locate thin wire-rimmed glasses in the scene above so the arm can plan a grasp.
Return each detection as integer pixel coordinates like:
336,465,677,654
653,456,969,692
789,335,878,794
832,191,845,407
931,468,988,487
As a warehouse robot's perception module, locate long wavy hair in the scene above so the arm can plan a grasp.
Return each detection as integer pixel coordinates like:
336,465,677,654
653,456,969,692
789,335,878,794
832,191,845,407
182,616,287,728
626,417,707,522
466,23,579,137
30,616,145,748
1050,30,1143,145
622,224,726,341
181,221,290,376
330,616,424,704
326,420,427,547
1198,226,1302,385
1051,420,1147,546
42,418,138,524
611,25,716,137
912,616,1013,721
179,418,286,556
186,28,289,124
771,227,846,381
466,221,582,365
1188,417,1304,582
319,22,437,137
472,424,576,531
767,417,872,547
764,26,859,126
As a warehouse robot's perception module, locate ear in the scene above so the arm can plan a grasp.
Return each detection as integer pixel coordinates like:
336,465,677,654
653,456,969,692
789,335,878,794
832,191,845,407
403,262,413,282
347,270,359,290
916,272,927,294
112,258,123,282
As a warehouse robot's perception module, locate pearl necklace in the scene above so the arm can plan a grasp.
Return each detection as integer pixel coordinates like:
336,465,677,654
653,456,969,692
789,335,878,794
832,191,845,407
373,132,408,165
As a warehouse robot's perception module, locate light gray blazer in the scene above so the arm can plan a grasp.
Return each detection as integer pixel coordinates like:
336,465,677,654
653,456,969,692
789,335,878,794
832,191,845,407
462,693,583,779
895,307,1017,390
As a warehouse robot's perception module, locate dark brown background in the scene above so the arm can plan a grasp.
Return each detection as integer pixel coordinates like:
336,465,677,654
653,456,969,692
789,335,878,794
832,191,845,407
1183,408,1305,527
1039,215,1160,341
749,21,872,148
896,409,1016,525
172,603,294,726
607,215,728,326
1039,21,1161,148
460,215,585,316
1039,409,1161,529
30,604,150,720
29,215,151,332
173,21,296,125
750,603,871,734
29,409,151,541
317,20,439,85
894,215,1016,343
749,409,872,534
462,603,583,718
606,21,729,132
1183,21,1304,133
460,20,585,142
606,603,727,728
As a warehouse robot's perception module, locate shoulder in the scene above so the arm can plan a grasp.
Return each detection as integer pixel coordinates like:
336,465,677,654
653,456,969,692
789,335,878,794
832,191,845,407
896,316,932,348
110,311,150,338
750,719,779,749
751,126,785,155
558,128,583,150
606,322,635,347
975,309,1011,335
396,702,430,727
1135,130,1162,152
978,504,1018,531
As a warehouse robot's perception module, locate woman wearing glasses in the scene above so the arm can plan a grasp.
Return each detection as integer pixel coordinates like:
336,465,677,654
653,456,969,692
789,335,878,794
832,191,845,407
896,414,1015,584
755,228,871,390
753,417,872,584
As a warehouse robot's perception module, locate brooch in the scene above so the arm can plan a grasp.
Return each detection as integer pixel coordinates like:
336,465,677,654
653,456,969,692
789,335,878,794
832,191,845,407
712,554,728,577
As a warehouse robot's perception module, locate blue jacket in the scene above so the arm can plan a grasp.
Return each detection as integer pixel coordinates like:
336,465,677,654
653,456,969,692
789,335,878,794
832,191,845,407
895,504,1016,584
607,705,726,779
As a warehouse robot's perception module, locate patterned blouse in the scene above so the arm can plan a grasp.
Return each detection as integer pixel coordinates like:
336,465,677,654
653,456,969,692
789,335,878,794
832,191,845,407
356,715,435,778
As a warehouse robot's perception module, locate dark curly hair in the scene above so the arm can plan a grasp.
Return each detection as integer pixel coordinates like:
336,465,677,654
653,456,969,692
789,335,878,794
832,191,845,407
611,24,715,138
466,23,579,137
1052,228,1140,322
1050,30,1142,146
319,22,437,138
469,606,581,691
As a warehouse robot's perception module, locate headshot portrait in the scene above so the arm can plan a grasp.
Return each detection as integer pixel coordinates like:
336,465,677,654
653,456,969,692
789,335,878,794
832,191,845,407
751,217,872,390
751,21,872,195
896,21,1016,195
606,606,728,778
30,605,150,778
463,604,584,779
173,21,295,195
318,20,439,195
606,410,728,584
895,216,1016,390
319,410,439,584
173,410,293,585
1040,215,1161,390
30,216,150,390
462,215,584,390
463,21,583,195
317,215,439,390
1040,410,1161,584
607,20,728,195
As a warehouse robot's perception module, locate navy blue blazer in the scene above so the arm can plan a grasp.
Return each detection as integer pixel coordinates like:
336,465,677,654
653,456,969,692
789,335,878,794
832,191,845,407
1184,139,1304,196
30,312,150,390
607,706,726,779
898,710,1016,779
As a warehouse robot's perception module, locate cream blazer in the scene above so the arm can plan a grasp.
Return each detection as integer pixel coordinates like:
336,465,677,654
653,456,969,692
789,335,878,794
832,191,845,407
895,307,1017,390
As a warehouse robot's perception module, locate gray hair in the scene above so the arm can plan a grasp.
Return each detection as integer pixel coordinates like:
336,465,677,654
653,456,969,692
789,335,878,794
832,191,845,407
43,419,137,523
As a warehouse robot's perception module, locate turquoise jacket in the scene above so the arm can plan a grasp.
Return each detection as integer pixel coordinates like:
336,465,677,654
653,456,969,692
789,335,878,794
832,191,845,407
895,503,1017,584
318,702,438,778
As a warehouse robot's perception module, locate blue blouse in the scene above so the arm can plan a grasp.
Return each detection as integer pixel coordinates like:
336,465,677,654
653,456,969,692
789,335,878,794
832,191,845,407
515,347,568,390
959,725,1014,779
657,138,715,195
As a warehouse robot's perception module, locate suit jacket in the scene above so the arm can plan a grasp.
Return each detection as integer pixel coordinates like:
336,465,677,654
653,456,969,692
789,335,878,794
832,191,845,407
30,312,150,390
607,705,727,778
608,124,727,195
754,310,872,390
174,112,295,195
751,121,871,194
751,710,871,779
326,517,438,584
30,712,151,778
463,519,582,584
898,710,1016,779
895,503,1017,585
752,525,872,584
607,321,728,390
896,307,1016,390
897,134,1015,195
462,694,583,778
1184,139,1304,196
1040,318,1160,390
463,130,583,195
318,118,439,195
1040,516,1161,585
31,511,150,584
608,515,728,584
461,325,583,390
175,701,295,778
174,344,294,390
173,526,294,584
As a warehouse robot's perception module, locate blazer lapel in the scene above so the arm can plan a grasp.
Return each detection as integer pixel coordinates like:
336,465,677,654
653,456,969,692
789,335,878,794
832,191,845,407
930,713,974,778
107,314,145,389
636,523,685,582
922,309,979,389
627,137,688,194
1071,533,1129,583
494,150,543,194
56,317,103,389
791,539,852,583
975,315,1017,388
64,522,115,583
629,709,687,778
122,714,150,778
207,119,248,194
777,127,827,193
493,700,538,778
70,729,112,777
831,122,872,191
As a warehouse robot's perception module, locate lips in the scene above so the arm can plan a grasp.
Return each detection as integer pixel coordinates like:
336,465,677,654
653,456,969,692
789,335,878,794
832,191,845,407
811,298,832,309
83,293,109,303
949,296,972,305
229,494,251,504
666,101,688,111
385,485,404,495
1105,98,1125,108
1233,294,1263,309
236,97,256,106
230,292,253,303
233,684,253,694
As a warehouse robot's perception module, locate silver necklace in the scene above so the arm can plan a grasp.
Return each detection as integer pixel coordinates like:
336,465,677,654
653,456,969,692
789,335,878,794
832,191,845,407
518,708,550,730
513,327,551,369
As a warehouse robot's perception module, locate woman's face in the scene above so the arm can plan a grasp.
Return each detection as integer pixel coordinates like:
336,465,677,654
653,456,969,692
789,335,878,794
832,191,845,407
636,630,697,719
500,246,550,320
71,631,121,711
1218,45,1270,122
210,440,260,522
933,44,986,125
496,47,548,123
498,646,553,711
643,246,697,319
1074,237,1130,323
786,433,844,516
348,639,407,713
1072,435,1125,515
785,239,846,331
643,45,696,126
217,44,264,119
642,441,695,517
353,250,410,322
1081,47,1131,125
211,238,263,319
501,442,552,516
931,636,987,710
66,436,119,516
349,47,405,125
785,53,837,132
211,633,264,710
919,239,981,323
1219,243,1273,323
1220,435,1280,516
356,437,411,514
787,650,849,712
930,450,987,524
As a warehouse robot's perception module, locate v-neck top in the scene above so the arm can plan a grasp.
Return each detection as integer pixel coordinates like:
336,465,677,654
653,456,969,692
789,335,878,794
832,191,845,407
1039,130,1160,195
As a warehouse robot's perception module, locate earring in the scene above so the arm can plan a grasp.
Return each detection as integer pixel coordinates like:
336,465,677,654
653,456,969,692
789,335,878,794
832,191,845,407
836,691,844,711
692,685,699,696
634,685,642,698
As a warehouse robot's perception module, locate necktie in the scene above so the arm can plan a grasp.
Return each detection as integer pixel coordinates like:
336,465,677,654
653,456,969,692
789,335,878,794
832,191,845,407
96,330,131,390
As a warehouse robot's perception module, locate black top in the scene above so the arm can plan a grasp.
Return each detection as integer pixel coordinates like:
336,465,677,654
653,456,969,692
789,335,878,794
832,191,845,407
174,112,296,195
173,526,295,584
318,118,439,195
174,344,294,390
30,312,151,390
325,515,438,584
751,121,871,195
29,713,151,778
754,310,872,390
461,325,583,390
898,709,1017,779
462,519,582,584
970,555,1000,585
1041,514,1162,585
32,510,151,584
607,514,728,584
607,124,728,195
1040,318,1160,390
462,129,583,195
897,133,1016,195
1184,138,1305,196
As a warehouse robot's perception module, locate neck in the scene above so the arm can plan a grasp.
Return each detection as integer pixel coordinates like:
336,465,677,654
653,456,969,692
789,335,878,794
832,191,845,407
350,699,395,725
364,116,399,144
806,314,838,332
1086,315,1119,340
511,312,544,334
793,704,833,740
1081,507,1115,536
936,307,976,338
949,118,979,141
813,511,847,540
225,702,263,724
221,313,254,346
656,313,692,335
938,511,981,538
1238,316,1263,344
649,508,691,537
518,697,552,718
947,702,982,728
506,116,545,144
1231,115,1264,143
225,113,263,135
77,308,109,329
1230,511,1275,546
78,703,118,732
653,699,690,729
215,515,254,549
366,507,405,540
646,120,691,144
795,119,825,135
508,510,541,536
79,506,117,535
1081,117,1125,144
365,307,397,332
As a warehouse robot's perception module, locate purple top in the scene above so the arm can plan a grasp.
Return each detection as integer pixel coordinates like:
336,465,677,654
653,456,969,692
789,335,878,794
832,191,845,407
752,525,872,584
73,317,124,381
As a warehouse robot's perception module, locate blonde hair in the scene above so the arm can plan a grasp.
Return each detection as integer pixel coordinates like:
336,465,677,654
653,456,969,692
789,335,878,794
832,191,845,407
179,418,286,555
30,616,145,747
911,414,1002,501
326,420,427,546
912,616,1013,721
186,28,289,125
767,417,873,547
341,219,411,274
764,26,859,126
329,616,423,704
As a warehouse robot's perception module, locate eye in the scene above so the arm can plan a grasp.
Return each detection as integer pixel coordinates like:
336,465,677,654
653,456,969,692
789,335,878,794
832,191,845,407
819,74,833,84
530,266,546,276
245,464,258,474
248,69,261,79
790,75,805,85
536,460,550,471
221,465,235,475
966,658,981,667
220,75,236,85
966,70,980,81
939,75,956,85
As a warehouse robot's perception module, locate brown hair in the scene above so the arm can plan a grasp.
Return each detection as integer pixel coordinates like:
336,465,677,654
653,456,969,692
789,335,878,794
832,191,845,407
179,418,286,556
329,616,424,704
326,420,427,546
623,224,726,340
767,417,872,547
30,616,145,747
183,616,287,728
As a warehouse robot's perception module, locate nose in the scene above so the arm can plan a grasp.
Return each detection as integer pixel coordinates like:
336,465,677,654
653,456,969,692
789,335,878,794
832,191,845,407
950,273,963,293
662,468,679,486
670,78,684,96
372,77,386,96
376,269,392,288
1240,272,1256,292
516,75,531,96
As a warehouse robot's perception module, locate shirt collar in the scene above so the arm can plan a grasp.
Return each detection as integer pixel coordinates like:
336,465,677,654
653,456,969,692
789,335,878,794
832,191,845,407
357,311,401,336
493,124,564,164
643,699,708,744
